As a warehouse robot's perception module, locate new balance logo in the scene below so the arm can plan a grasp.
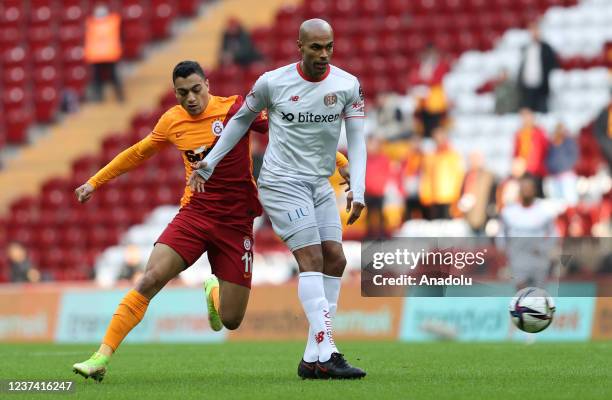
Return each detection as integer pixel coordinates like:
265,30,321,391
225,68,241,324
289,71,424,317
315,331,325,344
290,95,299,102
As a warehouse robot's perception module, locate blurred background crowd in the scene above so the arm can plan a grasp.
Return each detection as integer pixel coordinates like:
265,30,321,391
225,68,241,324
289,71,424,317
0,0,610,286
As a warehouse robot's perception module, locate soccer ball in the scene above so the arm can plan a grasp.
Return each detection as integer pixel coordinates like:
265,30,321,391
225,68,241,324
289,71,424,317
509,287,556,333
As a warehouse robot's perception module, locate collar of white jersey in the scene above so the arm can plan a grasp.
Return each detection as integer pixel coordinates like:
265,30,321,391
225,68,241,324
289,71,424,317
296,62,330,83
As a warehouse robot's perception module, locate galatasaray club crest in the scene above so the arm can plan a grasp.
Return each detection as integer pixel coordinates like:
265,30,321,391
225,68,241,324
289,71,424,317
323,92,337,107
243,237,252,251
212,120,224,136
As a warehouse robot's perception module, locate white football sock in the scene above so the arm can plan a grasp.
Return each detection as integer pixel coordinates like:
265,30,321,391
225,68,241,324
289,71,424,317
303,274,341,362
298,272,337,363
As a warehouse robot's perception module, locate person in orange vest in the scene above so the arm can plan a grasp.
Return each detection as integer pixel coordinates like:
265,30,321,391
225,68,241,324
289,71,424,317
419,127,465,219
85,3,124,102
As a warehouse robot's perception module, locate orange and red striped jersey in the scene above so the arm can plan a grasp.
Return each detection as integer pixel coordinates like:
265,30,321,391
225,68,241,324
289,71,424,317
88,95,267,222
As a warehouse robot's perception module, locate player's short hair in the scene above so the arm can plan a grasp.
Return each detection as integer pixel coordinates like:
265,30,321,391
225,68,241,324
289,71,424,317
172,61,206,83
519,173,537,185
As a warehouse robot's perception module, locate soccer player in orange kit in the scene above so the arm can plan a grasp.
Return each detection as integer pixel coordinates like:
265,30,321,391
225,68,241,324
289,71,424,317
71,61,349,381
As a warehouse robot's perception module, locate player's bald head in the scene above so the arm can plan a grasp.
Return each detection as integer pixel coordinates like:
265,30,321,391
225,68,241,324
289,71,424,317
298,19,333,42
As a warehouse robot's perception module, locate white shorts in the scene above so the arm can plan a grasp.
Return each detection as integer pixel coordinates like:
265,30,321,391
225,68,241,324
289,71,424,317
257,171,342,251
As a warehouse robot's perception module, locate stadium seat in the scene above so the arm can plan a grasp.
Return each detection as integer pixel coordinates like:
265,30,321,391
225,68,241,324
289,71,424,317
33,45,60,67
178,0,201,17
151,0,177,40
29,5,55,27
64,64,89,98
0,2,25,29
27,26,54,48
59,25,84,47
3,66,27,87
34,86,60,123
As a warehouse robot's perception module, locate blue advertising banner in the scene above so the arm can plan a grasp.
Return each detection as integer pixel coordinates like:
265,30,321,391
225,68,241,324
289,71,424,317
55,288,226,343
400,284,595,342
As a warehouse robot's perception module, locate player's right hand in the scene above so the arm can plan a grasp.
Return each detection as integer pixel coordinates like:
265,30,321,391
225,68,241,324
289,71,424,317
74,183,95,203
190,160,207,169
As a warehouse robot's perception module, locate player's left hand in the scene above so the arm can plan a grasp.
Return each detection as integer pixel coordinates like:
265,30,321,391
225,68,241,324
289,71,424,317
346,195,365,225
187,170,206,193
338,166,350,192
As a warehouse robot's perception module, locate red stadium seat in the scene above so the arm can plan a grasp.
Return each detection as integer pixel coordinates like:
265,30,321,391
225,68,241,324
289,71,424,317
3,66,27,87
64,64,89,97
28,25,55,49
61,4,85,26
0,26,21,51
151,0,177,40
121,22,150,59
4,108,32,144
33,65,59,86
30,5,55,27
3,86,29,112
7,227,35,247
34,86,60,123
62,45,85,66
2,45,28,67
33,45,59,67
1,3,25,29
158,89,177,109
59,25,84,47
178,0,200,17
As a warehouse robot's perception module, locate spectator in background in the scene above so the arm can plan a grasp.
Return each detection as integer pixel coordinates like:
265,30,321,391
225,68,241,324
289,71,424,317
374,92,412,139
365,135,391,239
8,242,40,283
220,18,262,67
118,244,144,283
85,2,124,102
419,127,464,219
517,22,558,113
593,103,612,171
408,44,450,137
458,151,495,235
513,108,548,197
402,135,425,221
546,123,579,205
496,157,527,212
494,69,520,115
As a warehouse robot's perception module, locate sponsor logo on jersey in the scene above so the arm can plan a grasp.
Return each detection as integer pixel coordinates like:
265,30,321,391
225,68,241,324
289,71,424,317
323,92,337,107
212,120,224,136
280,112,341,123
289,95,300,102
243,237,252,251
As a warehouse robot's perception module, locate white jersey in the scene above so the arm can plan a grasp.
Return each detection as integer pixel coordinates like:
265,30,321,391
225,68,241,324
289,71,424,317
499,199,558,271
244,62,365,179
500,200,557,237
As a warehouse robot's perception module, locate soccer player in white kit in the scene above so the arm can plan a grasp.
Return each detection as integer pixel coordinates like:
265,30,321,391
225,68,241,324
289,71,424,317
189,19,367,379
500,175,558,289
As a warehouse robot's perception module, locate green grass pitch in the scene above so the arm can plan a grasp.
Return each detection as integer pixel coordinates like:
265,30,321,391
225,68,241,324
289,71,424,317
1,341,611,400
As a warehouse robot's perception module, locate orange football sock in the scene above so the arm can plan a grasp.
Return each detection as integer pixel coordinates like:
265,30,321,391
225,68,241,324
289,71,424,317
102,289,150,352
211,286,220,312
